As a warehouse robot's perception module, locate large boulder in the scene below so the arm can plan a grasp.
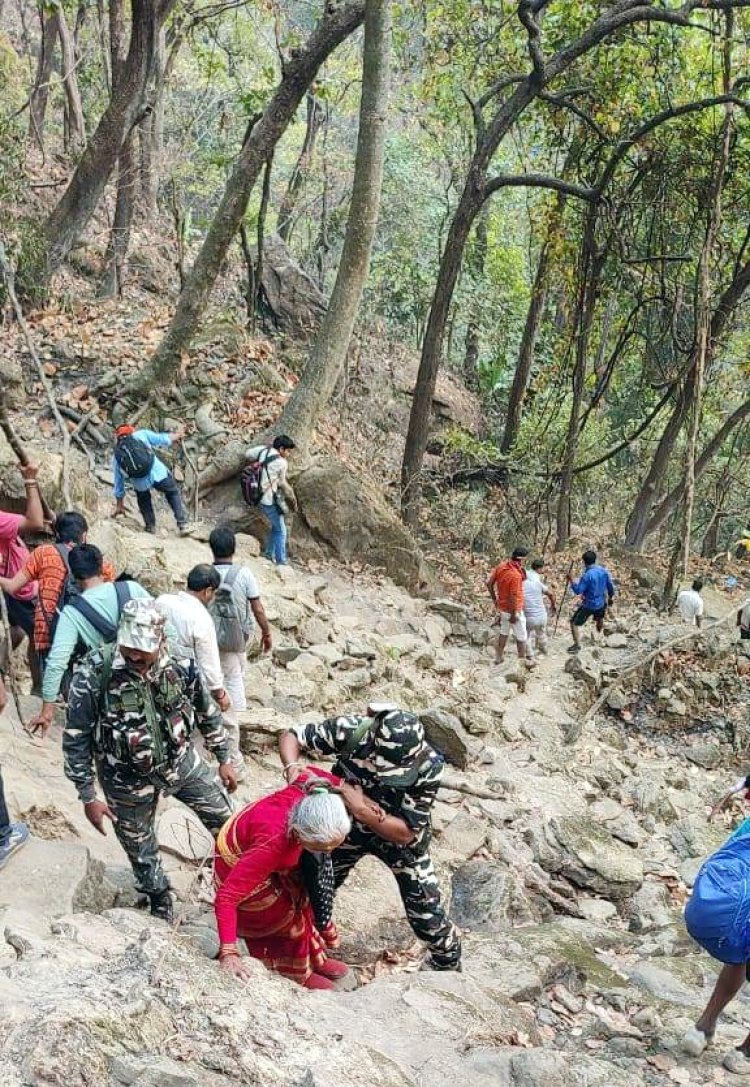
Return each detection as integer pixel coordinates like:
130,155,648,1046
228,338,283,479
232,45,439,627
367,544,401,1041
451,860,538,931
531,815,644,901
0,433,97,515
260,233,327,339
419,707,477,769
294,458,431,591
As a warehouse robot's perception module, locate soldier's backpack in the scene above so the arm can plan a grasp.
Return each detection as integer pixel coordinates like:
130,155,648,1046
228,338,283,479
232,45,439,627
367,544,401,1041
208,565,248,653
114,434,154,479
240,448,278,506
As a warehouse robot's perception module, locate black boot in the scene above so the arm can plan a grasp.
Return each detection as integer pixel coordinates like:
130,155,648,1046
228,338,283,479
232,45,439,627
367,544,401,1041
149,888,174,922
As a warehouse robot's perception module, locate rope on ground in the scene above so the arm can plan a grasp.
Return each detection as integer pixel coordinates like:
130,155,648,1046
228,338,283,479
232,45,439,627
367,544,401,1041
581,605,739,726
0,239,72,508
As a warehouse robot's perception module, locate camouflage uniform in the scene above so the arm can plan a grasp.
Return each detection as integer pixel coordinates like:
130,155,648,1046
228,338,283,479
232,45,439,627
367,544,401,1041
64,602,233,898
291,710,462,969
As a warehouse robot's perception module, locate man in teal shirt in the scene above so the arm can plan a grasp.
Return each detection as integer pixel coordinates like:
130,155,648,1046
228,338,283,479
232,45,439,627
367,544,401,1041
112,424,190,536
28,544,150,736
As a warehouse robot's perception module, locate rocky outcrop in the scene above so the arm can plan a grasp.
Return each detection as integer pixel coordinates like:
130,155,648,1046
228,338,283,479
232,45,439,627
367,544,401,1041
0,433,97,515
260,233,327,340
531,815,644,901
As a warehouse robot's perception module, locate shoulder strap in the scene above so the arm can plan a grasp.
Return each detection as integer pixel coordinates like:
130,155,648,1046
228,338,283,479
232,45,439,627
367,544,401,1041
341,716,374,757
222,564,242,589
67,595,118,642
54,543,72,572
114,580,133,614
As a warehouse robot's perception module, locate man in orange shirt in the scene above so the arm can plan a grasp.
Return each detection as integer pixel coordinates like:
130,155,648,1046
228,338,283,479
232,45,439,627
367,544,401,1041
487,546,535,668
0,511,115,666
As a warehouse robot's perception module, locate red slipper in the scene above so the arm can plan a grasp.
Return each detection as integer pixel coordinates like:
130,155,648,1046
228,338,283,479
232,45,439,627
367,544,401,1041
303,972,335,990
315,957,349,980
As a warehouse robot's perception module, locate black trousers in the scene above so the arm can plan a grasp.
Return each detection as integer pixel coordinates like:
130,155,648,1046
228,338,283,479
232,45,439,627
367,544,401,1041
135,473,188,530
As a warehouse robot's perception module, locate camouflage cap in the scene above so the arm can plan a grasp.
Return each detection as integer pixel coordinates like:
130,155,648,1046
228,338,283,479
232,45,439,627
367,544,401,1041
370,710,429,786
117,599,166,652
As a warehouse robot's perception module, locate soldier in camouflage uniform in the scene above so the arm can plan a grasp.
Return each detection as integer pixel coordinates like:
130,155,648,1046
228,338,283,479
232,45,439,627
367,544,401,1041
64,600,236,921
279,704,462,970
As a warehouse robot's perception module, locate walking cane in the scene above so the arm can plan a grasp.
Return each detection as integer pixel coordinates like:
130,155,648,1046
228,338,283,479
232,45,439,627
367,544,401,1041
553,559,576,635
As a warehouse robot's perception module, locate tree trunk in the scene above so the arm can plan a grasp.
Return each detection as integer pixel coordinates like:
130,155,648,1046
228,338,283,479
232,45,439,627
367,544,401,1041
26,0,174,299
131,0,366,396
56,1,86,151
100,0,137,296
644,397,750,539
28,9,58,150
277,92,326,244
276,0,391,446
501,191,565,454
138,26,166,216
462,204,488,390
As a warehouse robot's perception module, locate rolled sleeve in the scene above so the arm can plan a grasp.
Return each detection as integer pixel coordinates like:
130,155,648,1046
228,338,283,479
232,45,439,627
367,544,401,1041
290,715,361,757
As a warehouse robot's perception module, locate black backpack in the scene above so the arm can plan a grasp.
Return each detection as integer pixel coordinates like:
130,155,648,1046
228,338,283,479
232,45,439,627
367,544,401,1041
240,449,278,506
114,435,155,479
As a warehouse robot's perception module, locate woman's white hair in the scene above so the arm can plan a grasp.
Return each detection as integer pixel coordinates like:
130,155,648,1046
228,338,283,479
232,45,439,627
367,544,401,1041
288,791,351,847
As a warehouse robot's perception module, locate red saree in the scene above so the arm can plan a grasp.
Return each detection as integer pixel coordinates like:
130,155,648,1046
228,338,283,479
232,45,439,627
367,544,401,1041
214,771,336,984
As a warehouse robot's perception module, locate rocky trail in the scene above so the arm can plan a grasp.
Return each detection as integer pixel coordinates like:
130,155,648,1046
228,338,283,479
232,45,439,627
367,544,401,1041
1,516,749,1087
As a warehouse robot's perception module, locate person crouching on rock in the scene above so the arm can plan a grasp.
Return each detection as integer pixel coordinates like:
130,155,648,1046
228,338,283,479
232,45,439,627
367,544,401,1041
279,703,462,972
682,778,750,1073
63,599,237,922
214,771,351,990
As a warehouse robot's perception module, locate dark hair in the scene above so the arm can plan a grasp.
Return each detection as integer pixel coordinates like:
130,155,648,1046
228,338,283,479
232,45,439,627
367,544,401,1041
582,550,597,566
187,564,221,592
209,525,236,561
531,557,545,571
273,434,296,451
511,547,529,560
692,578,704,592
54,511,88,545
68,543,104,580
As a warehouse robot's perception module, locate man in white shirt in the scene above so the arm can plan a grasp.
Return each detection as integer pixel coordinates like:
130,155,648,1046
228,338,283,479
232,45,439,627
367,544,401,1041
676,579,705,628
209,526,273,782
523,558,556,658
245,435,296,565
155,564,231,714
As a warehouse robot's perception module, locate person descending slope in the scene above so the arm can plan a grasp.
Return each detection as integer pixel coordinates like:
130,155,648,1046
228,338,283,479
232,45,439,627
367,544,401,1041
112,423,190,536
567,550,615,653
487,546,535,669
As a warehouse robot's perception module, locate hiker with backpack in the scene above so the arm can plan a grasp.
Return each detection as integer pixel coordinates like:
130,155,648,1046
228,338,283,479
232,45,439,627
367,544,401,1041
0,511,116,671
154,565,232,717
63,599,236,922
209,526,273,780
27,544,149,737
112,424,191,536
243,435,297,566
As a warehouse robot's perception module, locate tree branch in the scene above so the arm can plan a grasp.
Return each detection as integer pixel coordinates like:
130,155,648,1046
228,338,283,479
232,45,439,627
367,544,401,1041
484,173,596,202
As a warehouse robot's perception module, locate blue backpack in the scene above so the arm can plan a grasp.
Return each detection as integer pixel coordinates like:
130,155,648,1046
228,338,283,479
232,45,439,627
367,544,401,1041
685,819,750,964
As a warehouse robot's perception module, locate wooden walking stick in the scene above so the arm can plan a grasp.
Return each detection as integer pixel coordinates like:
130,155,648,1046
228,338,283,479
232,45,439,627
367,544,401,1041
553,559,576,635
0,391,56,524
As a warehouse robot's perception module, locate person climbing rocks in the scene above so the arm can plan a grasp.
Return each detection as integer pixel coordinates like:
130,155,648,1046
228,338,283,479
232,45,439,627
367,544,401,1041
523,557,556,659
112,423,190,536
209,525,273,780
244,435,297,566
27,544,148,737
0,511,115,669
567,549,615,653
677,578,705,628
63,600,236,922
279,703,462,972
487,546,535,668
0,462,44,694
0,666,30,870
682,777,750,1073
155,564,232,712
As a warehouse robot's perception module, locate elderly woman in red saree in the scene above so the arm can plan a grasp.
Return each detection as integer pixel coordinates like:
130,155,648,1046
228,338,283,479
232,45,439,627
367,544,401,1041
214,770,351,990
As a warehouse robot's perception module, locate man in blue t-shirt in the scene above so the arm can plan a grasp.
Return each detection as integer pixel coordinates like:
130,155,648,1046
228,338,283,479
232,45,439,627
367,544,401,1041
112,424,190,536
567,549,615,653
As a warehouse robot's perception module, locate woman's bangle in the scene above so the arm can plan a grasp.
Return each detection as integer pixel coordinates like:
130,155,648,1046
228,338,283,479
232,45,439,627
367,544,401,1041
24,480,38,488
283,762,301,778
218,943,240,958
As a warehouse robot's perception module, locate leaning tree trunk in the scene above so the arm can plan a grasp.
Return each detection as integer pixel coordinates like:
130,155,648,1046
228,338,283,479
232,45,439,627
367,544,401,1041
131,0,366,396
276,0,391,447
138,26,167,216
462,204,488,390
56,1,86,151
24,0,175,300
277,92,326,244
101,0,137,296
28,9,58,150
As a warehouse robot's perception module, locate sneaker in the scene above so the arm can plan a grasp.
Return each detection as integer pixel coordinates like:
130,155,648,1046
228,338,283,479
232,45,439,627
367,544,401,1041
421,955,462,972
567,644,581,654
144,525,157,535
149,889,174,922
0,822,29,870
178,524,192,537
